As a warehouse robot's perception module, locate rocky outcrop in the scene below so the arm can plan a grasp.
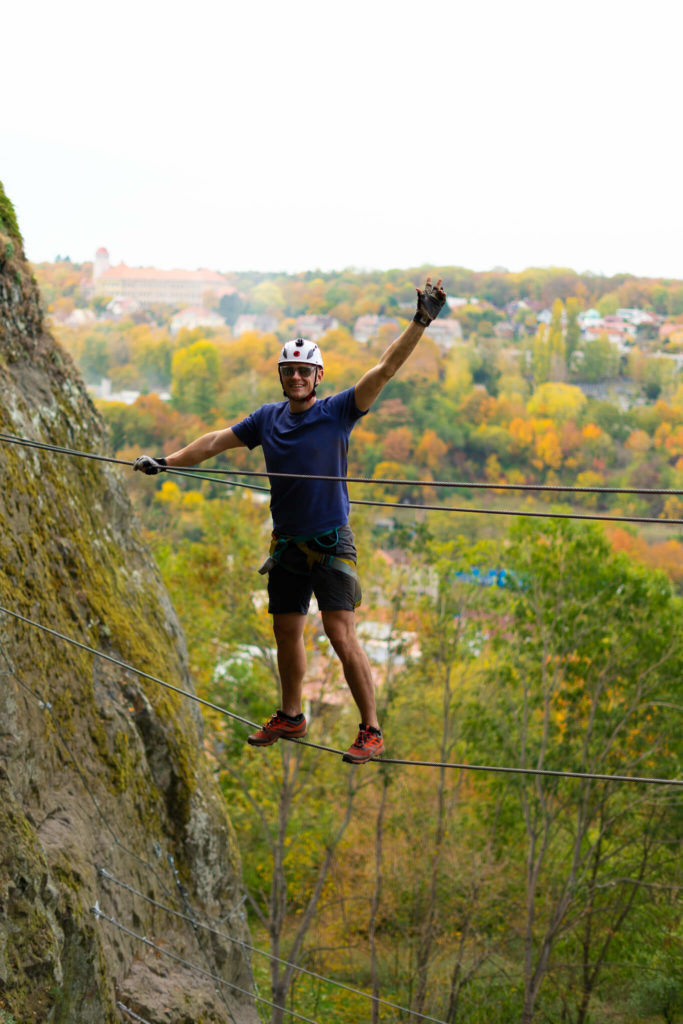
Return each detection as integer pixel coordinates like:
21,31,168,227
0,184,259,1023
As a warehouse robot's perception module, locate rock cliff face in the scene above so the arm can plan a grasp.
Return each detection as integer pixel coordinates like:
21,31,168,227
0,185,259,1024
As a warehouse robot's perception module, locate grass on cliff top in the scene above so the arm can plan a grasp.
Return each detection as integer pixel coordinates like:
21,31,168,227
0,182,23,244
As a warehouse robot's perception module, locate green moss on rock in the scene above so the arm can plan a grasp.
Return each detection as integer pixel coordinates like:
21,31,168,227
0,186,258,1022
0,183,22,244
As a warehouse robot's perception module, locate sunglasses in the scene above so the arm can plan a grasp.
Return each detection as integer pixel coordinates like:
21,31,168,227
281,364,316,378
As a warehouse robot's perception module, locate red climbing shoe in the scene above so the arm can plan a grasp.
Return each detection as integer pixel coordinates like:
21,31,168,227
247,710,307,746
342,724,384,764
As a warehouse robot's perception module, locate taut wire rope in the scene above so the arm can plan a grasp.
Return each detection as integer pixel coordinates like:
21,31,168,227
0,430,681,525
97,866,449,1024
1,633,452,1023
4,623,670,1021
1,604,680,787
1,637,255,1022
0,644,183,902
92,905,339,1024
116,1004,154,1024
169,463,683,497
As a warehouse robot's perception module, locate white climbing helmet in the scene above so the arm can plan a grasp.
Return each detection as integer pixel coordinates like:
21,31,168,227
278,337,324,369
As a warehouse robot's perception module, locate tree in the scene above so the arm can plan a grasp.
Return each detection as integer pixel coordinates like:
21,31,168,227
527,382,587,424
643,357,678,401
223,743,359,1024
249,281,285,315
131,327,175,389
415,429,448,473
80,333,110,382
548,299,566,382
532,324,551,386
467,520,683,1024
575,334,620,383
565,297,581,370
218,291,244,325
629,937,683,1024
597,291,619,316
406,541,505,1019
381,426,414,464
171,340,221,416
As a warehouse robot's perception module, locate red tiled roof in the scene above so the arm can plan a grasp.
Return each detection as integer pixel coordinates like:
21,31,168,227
99,263,227,283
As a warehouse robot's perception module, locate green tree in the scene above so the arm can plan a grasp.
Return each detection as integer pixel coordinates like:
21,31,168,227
548,298,566,381
565,297,581,370
80,333,110,382
629,939,683,1024
643,356,678,400
250,280,285,314
575,333,620,382
132,331,175,389
597,291,619,316
467,520,683,1024
668,286,683,316
96,400,132,450
171,340,221,416
532,324,551,386
405,540,507,1020
218,290,244,325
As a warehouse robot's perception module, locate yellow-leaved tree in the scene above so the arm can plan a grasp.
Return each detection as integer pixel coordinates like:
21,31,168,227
527,382,587,424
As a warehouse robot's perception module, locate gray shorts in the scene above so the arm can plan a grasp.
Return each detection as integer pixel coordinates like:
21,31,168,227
267,525,360,615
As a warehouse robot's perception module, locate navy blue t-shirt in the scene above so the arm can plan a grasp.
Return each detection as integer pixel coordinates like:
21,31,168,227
231,388,367,536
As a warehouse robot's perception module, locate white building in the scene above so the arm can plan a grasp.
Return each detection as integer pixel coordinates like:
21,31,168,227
169,307,226,335
93,248,232,307
293,315,339,340
354,315,401,343
233,314,279,336
425,318,463,350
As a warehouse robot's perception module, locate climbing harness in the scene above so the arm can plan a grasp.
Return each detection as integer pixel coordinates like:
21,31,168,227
258,528,362,607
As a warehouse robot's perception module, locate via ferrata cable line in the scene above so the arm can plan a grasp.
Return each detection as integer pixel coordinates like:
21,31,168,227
92,905,332,1024
3,428,683,495
1,430,682,526
3,633,454,1024
1,604,680,787
4,630,668,1024
97,866,450,1024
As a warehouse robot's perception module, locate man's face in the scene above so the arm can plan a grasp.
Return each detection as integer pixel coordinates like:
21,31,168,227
280,362,321,400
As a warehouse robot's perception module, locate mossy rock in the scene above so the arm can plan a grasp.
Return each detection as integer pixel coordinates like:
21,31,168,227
0,185,258,1023
0,182,22,245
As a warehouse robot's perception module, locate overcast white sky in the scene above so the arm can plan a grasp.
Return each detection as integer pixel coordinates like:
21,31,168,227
3,0,682,278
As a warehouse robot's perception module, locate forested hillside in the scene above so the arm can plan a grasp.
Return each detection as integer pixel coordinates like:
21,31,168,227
40,255,683,580
16,253,683,1022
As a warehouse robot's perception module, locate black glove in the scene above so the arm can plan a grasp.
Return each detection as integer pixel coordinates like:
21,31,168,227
414,279,446,326
133,455,167,475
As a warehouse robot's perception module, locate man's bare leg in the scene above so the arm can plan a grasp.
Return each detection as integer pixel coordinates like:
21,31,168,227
320,609,379,729
272,613,307,716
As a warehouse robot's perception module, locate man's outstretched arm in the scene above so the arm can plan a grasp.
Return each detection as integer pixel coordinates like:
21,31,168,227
133,426,245,475
165,426,246,466
354,278,446,412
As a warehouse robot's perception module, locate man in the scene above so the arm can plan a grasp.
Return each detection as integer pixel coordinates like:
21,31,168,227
134,278,446,763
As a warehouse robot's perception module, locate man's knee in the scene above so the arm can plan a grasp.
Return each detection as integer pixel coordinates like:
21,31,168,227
273,613,306,647
321,611,360,660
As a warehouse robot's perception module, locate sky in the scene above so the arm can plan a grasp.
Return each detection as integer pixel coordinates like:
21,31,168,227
3,0,682,279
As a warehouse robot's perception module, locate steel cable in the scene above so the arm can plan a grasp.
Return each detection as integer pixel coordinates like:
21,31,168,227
1,605,680,786
2,430,683,528
92,905,329,1024
98,866,449,1024
116,1004,154,1024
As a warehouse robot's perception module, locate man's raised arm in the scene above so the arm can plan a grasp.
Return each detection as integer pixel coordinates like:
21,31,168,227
354,278,446,412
